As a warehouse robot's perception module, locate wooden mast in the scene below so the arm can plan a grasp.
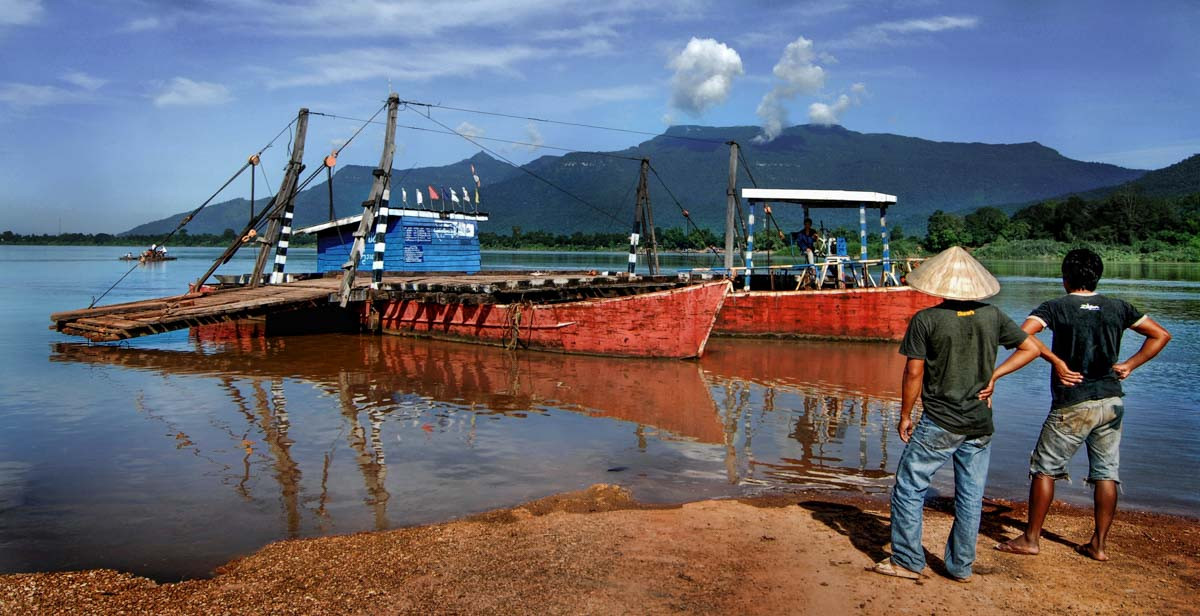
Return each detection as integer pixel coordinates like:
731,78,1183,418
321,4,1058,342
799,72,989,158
193,108,308,292
724,141,739,273
339,93,400,306
252,109,309,287
636,159,660,275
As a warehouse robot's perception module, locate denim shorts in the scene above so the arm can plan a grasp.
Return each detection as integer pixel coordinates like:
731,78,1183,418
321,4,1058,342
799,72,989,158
1029,396,1124,484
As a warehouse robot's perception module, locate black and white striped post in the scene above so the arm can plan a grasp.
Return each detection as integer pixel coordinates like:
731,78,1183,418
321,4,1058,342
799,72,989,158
269,206,294,284
372,186,390,288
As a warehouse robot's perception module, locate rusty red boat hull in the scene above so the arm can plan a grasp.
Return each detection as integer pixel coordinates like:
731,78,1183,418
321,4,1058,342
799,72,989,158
374,280,731,359
713,286,940,341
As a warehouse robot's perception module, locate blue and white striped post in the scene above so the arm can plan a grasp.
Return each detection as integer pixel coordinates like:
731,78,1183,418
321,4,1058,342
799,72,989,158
881,205,893,285
371,188,390,288
627,232,639,274
269,206,294,284
858,203,868,262
744,202,755,291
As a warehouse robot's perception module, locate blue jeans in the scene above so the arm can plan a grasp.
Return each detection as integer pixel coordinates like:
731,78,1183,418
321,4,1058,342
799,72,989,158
889,415,992,579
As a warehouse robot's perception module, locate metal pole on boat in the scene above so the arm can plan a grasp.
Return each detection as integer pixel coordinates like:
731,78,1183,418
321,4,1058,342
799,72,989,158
724,142,739,274
628,168,644,274
745,201,755,291
859,203,868,263
881,205,895,285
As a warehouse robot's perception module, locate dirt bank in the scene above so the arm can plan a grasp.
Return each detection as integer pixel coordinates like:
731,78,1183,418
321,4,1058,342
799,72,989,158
2,485,1196,615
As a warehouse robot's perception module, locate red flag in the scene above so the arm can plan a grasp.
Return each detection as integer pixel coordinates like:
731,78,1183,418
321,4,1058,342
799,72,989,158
428,185,440,200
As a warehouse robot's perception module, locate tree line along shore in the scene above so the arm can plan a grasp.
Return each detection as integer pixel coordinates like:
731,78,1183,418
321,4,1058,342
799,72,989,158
5,189,1199,262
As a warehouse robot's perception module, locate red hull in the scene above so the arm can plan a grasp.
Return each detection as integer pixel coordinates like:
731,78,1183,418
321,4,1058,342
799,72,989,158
375,280,731,359
713,286,940,341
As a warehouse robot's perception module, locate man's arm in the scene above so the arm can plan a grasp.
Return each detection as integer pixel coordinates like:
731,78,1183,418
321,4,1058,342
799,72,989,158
1113,317,1171,379
978,334,1041,402
898,358,924,443
1020,318,1083,387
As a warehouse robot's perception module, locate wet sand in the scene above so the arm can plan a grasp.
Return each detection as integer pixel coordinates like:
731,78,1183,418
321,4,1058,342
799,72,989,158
1,485,1196,615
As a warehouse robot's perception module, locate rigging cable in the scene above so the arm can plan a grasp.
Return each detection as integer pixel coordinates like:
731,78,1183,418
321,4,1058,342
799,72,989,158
89,117,297,308
396,99,729,145
311,111,643,163
646,163,723,264
403,105,630,229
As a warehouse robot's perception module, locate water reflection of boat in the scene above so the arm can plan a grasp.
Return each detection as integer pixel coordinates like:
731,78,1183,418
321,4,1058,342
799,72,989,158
700,338,905,492
52,334,725,444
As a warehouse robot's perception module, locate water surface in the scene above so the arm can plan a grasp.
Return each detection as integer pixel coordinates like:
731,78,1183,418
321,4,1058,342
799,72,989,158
0,246,1195,580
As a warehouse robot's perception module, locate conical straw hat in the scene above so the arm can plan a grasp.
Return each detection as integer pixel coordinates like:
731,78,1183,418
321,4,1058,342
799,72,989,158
906,246,1000,301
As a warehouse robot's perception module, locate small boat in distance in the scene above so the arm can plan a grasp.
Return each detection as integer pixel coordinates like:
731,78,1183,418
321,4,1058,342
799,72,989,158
119,246,177,263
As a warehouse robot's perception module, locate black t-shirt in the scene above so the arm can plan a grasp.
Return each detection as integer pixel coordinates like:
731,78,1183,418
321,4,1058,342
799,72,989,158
900,301,1028,437
1029,293,1145,409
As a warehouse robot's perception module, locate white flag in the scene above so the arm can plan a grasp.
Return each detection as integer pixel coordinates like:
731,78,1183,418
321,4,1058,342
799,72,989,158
462,186,470,201
450,188,460,203
401,187,407,205
416,188,423,206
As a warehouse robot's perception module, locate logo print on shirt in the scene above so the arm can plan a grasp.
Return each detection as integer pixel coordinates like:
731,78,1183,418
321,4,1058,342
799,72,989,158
1080,303,1100,311
956,310,976,317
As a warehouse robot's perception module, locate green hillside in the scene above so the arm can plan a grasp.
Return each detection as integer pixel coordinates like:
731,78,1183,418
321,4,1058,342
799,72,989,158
123,124,1145,237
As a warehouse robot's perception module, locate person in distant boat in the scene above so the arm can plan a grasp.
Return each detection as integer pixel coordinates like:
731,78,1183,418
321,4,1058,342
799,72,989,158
991,248,1171,562
872,246,1050,583
792,218,819,264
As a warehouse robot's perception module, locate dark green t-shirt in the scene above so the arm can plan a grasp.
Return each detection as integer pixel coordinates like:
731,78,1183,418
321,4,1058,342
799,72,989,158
899,301,1028,437
1029,293,1145,409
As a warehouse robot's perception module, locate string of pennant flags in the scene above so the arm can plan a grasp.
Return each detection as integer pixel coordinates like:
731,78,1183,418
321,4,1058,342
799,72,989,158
393,163,483,213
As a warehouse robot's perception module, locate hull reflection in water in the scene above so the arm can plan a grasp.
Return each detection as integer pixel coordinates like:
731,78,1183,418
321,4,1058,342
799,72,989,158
700,338,906,492
44,334,909,579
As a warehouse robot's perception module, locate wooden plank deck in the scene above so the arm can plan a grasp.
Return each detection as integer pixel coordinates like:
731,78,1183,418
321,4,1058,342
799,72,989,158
51,271,717,342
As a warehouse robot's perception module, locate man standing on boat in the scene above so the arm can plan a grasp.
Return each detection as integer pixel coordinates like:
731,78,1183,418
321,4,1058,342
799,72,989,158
993,248,1171,561
793,218,819,264
873,246,1047,582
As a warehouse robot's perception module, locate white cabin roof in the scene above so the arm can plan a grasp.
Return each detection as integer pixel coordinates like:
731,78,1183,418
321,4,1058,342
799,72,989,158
297,208,489,234
741,188,896,208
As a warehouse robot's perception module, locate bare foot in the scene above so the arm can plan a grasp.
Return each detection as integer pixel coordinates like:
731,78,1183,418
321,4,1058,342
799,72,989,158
1075,542,1109,561
994,536,1039,556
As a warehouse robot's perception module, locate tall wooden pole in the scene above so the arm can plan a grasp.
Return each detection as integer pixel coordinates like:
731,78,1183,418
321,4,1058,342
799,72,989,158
339,93,400,306
252,109,309,287
724,141,739,273
194,109,307,291
636,159,660,275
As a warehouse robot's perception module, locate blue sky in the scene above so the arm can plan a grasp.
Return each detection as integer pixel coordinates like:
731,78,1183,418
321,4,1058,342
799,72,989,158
1,0,1197,234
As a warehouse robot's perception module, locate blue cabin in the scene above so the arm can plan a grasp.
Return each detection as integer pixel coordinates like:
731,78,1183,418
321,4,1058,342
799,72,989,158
297,208,489,273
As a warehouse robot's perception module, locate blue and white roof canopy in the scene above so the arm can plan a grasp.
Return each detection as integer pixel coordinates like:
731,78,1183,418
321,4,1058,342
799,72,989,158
296,209,489,235
737,188,899,288
740,188,896,208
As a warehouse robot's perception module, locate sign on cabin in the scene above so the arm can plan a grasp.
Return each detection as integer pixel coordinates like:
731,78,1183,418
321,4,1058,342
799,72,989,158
298,209,488,273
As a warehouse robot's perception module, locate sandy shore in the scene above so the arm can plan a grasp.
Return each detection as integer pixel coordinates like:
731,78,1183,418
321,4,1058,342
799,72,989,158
1,485,1196,615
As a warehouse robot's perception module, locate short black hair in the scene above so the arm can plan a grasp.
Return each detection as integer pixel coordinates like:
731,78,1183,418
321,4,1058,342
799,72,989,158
1062,248,1103,291
804,218,813,225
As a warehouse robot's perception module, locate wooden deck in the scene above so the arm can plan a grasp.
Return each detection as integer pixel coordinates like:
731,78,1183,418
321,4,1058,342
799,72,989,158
51,271,713,342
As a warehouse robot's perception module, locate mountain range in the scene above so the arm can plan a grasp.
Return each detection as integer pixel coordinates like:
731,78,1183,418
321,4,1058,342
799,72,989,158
124,124,1153,237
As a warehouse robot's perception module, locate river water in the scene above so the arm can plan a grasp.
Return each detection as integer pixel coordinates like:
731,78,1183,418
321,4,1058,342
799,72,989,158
0,246,1196,580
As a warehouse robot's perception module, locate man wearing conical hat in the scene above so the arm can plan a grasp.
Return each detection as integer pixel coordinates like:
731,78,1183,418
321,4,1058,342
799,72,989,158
873,246,1053,582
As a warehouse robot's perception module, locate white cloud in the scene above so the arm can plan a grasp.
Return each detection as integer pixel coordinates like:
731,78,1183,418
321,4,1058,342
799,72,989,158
123,16,164,32
754,36,827,142
523,122,544,151
667,37,743,115
808,83,867,126
0,0,42,26
269,45,541,88
828,15,980,49
576,84,656,104
152,77,232,107
0,82,66,106
455,121,484,139
61,71,106,91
